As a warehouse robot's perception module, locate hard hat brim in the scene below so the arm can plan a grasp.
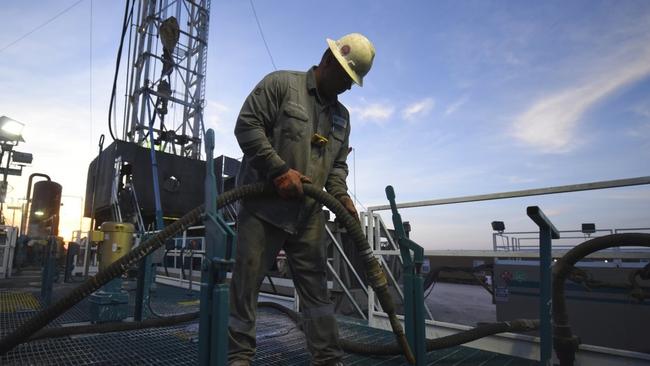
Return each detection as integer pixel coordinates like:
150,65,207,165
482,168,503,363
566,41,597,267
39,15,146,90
327,38,363,87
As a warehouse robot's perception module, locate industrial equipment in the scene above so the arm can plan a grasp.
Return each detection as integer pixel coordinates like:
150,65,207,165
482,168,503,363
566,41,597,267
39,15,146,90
27,180,62,239
89,222,135,323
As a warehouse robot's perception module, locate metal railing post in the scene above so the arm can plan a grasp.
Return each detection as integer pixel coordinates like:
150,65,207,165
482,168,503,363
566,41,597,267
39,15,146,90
325,226,368,297
198,129,235,366
387,185,426,365
527,206,560,366
326,262,366,319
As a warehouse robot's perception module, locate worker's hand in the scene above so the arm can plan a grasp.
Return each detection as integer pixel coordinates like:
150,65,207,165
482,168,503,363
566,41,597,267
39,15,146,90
338,195,359,223
273,169,312,199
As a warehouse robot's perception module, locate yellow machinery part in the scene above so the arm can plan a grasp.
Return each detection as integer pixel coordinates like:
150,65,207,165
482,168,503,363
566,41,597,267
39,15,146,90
98,222,135,271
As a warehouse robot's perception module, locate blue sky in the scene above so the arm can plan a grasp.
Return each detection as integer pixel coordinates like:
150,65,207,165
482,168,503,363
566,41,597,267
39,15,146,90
0,0,648,248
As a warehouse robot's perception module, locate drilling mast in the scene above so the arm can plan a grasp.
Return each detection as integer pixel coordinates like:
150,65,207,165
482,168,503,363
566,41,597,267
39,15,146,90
84,0,217,228
124,0,210,159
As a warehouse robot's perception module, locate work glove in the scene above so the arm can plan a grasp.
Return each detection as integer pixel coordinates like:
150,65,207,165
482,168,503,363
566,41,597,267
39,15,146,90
273,169,312,199
338,194,359,223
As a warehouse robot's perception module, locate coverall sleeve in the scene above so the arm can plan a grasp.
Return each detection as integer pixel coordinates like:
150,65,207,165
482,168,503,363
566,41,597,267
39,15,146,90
234,72,289,180
325,126,351,199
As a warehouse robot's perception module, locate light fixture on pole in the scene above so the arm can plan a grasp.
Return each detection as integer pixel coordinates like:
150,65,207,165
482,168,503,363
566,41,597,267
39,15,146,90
0,116,25,142
0,116,30,223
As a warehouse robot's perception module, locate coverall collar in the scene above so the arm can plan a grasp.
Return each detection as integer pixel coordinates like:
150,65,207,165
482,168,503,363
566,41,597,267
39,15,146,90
307,66,338,107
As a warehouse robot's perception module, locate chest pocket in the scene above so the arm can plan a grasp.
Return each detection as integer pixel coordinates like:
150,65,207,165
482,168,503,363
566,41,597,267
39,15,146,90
328,115,347,158
330,125,346,143
284,102,309,122
280,102,310,142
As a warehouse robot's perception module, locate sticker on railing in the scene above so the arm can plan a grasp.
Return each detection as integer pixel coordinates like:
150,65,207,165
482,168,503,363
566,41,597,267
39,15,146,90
495,286,509,302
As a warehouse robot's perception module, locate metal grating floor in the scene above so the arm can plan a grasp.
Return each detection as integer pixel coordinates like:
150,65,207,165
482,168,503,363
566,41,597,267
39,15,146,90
0,285,538,365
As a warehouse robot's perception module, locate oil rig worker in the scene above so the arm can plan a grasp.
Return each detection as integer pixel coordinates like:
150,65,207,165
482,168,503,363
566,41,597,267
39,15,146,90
228,33,376,366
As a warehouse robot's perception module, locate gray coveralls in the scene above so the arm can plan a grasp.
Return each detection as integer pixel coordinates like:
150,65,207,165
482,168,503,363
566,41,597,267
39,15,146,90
229,67,351,365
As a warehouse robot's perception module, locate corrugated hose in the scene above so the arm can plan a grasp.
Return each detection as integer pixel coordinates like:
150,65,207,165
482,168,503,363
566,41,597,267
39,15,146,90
0,183,417,362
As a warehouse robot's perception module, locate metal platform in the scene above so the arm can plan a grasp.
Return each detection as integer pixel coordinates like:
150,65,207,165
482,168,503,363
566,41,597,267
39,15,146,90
0,283,537,365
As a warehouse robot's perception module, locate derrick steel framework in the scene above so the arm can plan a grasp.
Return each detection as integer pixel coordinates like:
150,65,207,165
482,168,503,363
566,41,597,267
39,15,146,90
124,0,210,159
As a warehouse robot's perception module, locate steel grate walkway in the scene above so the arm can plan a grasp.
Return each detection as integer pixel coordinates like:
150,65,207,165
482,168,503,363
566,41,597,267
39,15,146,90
0,285,538,365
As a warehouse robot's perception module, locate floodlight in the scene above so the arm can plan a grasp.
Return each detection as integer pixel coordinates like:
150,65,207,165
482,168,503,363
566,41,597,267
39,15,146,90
581,223,596,235
0,116,25,142
34,210,44,217
491,221,505,232
2,120,23,135
12,151,32,165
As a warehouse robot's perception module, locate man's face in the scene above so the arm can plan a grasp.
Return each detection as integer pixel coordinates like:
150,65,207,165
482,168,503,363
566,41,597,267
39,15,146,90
326,57,354,96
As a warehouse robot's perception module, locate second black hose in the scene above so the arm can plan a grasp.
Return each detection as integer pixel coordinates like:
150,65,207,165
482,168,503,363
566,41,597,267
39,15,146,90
0,183,413,362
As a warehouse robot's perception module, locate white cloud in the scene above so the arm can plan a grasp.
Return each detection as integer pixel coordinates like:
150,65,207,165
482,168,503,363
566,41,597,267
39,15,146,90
632,102,650,119
445,95,468,116
512,45,650,153
349,103,395,123
204,100,231,133
625,121,650,139
203,100,244,158
402,97,435,121
504,52,523,66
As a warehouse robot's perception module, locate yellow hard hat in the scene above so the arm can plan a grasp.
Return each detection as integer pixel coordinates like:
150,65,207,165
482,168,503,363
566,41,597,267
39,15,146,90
326,33,375,87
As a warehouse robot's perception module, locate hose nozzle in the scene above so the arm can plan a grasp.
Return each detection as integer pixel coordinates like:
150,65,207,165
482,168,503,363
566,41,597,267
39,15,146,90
393,319,416,364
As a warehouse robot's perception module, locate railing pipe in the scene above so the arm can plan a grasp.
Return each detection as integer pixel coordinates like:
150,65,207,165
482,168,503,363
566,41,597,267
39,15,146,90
527,206,560,366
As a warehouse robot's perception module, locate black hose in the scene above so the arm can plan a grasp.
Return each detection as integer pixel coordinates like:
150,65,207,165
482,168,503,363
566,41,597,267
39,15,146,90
15,231,646,364
0,183,413,362
350,318,538,356
107,0,134,141
552,233,650,366
257,302,538,355
21,300,538,359
0,185,236,355
28,312,199,342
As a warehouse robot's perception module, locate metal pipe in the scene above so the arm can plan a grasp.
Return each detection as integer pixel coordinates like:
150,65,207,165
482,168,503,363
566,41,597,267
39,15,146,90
326,261,366,320
368,176,650,212
325,226,368,297
527,206,560,366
